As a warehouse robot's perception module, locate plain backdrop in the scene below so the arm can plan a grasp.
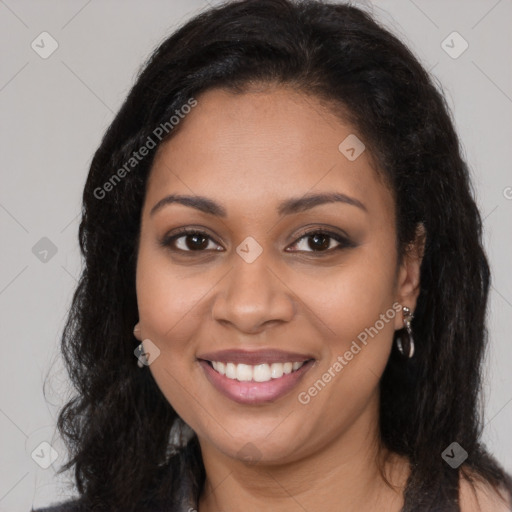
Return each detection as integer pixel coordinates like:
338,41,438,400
0,0,511,510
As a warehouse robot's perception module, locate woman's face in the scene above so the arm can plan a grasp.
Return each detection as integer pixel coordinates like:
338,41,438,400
135,86,421,465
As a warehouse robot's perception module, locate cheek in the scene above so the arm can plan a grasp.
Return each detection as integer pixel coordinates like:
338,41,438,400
293,247,398,409
135,244,205,347
135,248,208,421
294,248,397,348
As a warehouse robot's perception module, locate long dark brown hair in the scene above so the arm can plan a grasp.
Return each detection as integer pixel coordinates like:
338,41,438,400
50,1,512,510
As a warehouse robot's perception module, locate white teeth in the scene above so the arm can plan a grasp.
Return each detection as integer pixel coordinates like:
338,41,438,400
236,363,253,381
209,360,306,382
270,362,284,379
211,361,222,373
225,362,237,379
253,364,271,382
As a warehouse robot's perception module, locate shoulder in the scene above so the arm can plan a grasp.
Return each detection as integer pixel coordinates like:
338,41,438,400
459,470,512,512
31,497,85,512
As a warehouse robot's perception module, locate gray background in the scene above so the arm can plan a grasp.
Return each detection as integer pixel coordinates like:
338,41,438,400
0,0,511,510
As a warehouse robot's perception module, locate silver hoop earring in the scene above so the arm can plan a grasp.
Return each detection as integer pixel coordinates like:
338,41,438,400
396,305,415,358
135,342,149,368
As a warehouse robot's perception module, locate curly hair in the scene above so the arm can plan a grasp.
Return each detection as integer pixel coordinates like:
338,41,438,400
51,0,512,510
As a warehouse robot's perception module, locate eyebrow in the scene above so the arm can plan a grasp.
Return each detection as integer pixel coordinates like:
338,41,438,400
149,192,367,218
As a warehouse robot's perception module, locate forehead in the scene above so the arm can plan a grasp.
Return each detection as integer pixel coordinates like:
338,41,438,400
145,86,394,222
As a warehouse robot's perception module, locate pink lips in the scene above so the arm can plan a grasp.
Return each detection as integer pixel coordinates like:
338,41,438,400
197,349,315,405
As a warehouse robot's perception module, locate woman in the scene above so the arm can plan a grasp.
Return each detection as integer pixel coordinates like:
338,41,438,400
32,0,512,510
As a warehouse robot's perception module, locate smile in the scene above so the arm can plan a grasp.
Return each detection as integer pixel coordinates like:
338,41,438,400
209,360,306,382
198,357,315,405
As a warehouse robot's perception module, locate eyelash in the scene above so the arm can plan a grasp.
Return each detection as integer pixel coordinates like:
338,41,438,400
160,227,355,256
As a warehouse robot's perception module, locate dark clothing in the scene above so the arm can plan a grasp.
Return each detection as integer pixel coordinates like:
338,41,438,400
31,458,198,512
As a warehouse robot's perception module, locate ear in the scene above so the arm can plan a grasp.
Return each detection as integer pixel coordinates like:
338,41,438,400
133,322,142,341
393,223,426,330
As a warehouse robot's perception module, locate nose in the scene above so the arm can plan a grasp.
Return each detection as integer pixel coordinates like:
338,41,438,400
211,251,296,334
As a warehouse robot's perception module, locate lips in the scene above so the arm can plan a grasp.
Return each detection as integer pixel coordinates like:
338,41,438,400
197,349,316,404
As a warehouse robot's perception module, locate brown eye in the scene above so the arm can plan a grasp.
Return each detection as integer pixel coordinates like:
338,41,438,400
287,229,354,254
180,232,210,251
306,233,331,251
160,229,222,252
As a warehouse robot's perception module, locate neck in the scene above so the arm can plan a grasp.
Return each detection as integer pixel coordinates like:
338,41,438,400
197,394,409,512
